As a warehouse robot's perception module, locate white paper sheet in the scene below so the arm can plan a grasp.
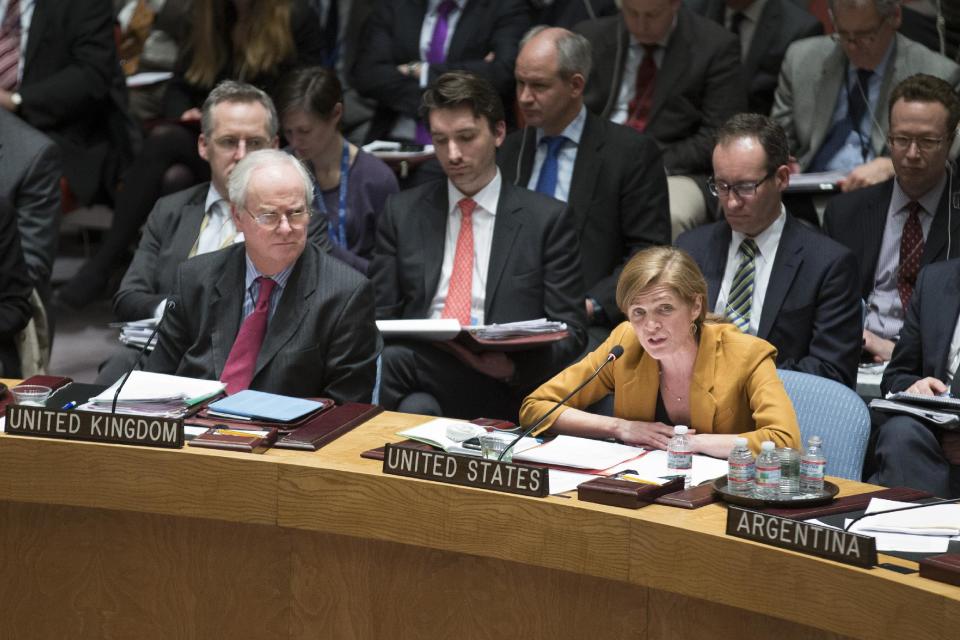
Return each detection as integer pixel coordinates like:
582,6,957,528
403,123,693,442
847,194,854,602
853,498,960,536
604,449,729,486
376,319,462,341
547,470,596,495
512,435,644,470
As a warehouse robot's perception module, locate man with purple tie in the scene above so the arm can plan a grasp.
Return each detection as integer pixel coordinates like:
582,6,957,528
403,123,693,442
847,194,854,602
146,150,381,402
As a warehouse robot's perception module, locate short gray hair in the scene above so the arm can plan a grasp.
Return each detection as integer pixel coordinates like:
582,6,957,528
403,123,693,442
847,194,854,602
227,149,314,212
828,0,900,19
520,25,592,81
200,80,279,139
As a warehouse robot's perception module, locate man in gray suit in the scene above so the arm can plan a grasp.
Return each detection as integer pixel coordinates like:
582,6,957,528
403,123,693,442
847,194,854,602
146,149,380,402
0,109,61,304
771,0,960,192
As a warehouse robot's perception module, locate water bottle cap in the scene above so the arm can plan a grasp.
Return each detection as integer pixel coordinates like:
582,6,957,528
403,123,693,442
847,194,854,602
761,441,775,451
674,425,688,435
734,436,748,447
809,436,822,446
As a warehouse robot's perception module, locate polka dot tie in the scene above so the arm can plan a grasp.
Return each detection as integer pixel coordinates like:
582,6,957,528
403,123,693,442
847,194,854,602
897,201,924,312
441,198,476,326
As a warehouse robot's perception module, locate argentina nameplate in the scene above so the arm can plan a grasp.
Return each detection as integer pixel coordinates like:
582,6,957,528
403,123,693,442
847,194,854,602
382,443,549,497
726,505,877,568
5,405,184,449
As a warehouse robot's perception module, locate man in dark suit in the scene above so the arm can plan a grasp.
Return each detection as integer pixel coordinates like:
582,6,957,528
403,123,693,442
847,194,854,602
350,0,531,143
574,0,746,234
146,150,380,402
532,0,619,28
498,26,669,349
371,71,587,420
872,259,960,497
677,113,862,387
0,196,33,378
824,74,960,363
684,0,822,115
0,0,134,206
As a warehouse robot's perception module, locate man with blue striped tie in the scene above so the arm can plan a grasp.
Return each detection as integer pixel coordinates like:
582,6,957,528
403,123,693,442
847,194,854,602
677,113,862,388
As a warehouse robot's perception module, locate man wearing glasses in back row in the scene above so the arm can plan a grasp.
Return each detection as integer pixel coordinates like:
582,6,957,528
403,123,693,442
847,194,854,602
677,114,862,388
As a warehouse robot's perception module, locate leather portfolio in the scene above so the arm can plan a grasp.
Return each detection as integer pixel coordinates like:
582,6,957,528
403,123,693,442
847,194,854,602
654,482,719,509
578,476,685,509
188,426,278,454
456,329,570,353
275,403,383,451
919,553,960,587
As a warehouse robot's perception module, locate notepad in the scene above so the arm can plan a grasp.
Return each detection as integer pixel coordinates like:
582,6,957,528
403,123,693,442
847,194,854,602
206,390,324,423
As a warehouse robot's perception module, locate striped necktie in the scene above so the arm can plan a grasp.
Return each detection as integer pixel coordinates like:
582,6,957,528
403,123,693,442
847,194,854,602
726,239,758,333
0,0,21,91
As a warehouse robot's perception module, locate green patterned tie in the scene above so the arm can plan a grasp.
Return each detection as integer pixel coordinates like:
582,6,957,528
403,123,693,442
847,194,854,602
726,239,758,333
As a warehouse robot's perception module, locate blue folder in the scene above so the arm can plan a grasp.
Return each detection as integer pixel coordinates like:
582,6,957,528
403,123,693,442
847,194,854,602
206,390,324,423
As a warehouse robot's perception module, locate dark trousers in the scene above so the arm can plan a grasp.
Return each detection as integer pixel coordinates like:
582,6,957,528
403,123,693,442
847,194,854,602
868,412,960,498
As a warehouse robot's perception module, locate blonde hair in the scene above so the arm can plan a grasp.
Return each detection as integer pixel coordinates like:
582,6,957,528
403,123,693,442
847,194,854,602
185,0,295,89
616,246,712,328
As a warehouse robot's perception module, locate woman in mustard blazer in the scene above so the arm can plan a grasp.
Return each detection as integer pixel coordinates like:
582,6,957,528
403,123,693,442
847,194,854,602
520,246,800,457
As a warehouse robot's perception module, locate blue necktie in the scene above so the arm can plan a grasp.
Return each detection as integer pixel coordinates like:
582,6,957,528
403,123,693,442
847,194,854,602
535,136,567,198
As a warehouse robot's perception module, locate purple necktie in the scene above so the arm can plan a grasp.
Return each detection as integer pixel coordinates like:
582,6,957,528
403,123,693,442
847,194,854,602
221,277,276,395
416,1,458,144
0,0,21,92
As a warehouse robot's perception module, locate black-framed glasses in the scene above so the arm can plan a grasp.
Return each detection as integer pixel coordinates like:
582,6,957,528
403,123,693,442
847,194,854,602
829,18,889,46
243,206,311,230
708,170,774,199
887,135,946,153
212,136,272,152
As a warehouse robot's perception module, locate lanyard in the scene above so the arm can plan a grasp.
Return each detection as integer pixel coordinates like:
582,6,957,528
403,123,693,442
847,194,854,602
314,140,351,248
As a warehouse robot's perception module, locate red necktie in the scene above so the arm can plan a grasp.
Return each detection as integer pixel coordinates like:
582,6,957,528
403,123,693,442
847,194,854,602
626,44,657,133
897,201,924,311
441,198,476,325
0,0,21,91
221,277,276,395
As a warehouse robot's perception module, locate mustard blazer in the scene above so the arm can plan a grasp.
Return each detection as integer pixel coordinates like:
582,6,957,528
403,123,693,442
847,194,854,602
520,322,801,453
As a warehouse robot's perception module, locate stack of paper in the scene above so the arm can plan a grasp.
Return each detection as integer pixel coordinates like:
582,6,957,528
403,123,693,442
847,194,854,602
112,317,159,350
839,498,960,553
398,419,539,457
468,319,567,340
80,371,225,417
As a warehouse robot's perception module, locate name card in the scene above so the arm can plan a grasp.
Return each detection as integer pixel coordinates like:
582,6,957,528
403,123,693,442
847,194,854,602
382,443,549,497
5,405,184,449
726,505,877,568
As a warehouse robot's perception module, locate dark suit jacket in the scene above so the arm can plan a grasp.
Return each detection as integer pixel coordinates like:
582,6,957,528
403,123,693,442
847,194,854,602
18,0,134,205
0,109,61,293
676,214,862,387
145,243,380,403
823,178,960,302
533,0,618,28
370,179,587,388
350,0,531,141
497,111,670,326
114,182,333,322
882,260,960,394
574,7,746,175
684,0,822,115
0,197,33,378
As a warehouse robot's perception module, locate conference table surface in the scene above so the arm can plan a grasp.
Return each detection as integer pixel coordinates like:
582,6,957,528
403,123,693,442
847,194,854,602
0,382,958,639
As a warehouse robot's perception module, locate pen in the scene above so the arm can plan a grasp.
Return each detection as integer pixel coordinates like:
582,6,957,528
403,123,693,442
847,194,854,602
61,401,78,411
617,474,660,485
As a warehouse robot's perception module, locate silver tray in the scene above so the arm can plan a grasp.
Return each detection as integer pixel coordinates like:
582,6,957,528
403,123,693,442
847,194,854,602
712,475,839,508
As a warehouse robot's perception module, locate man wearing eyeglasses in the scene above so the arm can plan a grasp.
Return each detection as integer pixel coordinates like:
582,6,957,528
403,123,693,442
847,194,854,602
824,74,960,364
771,0,960,192
677,113,862,386
145,149,381,401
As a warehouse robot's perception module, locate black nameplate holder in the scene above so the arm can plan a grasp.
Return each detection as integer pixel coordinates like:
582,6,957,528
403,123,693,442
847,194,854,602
5,405,184,449
726,505,877,568
381,443,549,497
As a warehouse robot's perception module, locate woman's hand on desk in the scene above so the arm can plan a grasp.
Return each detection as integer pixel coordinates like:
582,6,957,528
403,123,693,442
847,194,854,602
615,420,687,450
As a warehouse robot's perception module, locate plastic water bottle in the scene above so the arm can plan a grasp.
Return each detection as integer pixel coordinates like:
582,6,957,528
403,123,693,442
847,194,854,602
667,425,693,489
800,436,826,494
755,441,781,499
777,447,800,495
727,437,755,495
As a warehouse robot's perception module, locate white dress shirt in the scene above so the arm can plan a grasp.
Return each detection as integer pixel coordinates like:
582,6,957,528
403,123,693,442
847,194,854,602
428,169,501,325
715,208,786,335
610,20,674,125
524,105,587,203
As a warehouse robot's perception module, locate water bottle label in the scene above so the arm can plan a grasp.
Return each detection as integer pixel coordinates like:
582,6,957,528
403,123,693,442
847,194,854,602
800,459,826,480
668,450,692,470
756,465,780,488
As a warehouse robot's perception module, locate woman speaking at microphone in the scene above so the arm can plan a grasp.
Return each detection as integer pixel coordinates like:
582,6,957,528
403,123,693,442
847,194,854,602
520,246,800,457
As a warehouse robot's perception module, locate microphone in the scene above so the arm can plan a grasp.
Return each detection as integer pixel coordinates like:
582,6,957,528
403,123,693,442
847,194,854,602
111,299,176,414
498,345,624,461
843,495,960,533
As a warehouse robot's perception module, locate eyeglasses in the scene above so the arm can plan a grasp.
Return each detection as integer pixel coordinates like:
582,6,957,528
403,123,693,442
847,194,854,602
243,206,311,230
708,171,774,199
829,18,888,46
212,136,271,152
888,135,946,153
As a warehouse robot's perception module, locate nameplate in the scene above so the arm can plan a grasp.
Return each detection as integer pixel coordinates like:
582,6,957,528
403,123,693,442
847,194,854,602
381,443,549,497
5,405,184,449
726,505,877,568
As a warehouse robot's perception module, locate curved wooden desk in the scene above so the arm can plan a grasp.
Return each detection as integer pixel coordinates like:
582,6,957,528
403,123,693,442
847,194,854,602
0,405,957,639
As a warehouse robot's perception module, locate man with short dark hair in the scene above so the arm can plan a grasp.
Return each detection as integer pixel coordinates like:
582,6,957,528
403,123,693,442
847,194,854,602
371,71,587,420
499,26,669,349
677,113,862,386
146,150,380,401
825,73,960,363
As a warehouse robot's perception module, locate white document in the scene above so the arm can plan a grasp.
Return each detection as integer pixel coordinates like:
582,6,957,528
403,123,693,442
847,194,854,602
547,470,597,495
512,435,644,470
604,449,729,486
93,371,225,404
376,319,462,341
852,498,960,536
809,517,951,553
126,71,174,87
397,419,539,455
